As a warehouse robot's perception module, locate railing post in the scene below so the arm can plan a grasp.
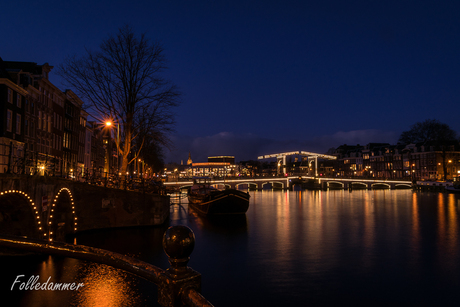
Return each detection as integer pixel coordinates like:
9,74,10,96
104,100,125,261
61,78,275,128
159,225,202,307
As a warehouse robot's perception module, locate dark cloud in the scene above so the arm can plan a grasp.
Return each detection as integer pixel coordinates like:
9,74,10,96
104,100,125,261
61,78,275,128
164,129,399,164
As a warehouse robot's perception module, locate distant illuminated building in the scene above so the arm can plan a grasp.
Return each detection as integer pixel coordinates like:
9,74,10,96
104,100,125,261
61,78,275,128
187,152,193,165
190,156,236,177
207,156,235,164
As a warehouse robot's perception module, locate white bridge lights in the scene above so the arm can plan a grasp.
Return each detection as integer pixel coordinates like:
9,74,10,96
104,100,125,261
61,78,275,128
258,151,337,176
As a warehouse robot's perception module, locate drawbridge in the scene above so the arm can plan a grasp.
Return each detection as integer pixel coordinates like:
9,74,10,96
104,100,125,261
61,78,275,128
257,151,337,176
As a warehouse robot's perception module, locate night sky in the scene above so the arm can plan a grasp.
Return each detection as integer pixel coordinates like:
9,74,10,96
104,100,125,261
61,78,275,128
2,1,459,163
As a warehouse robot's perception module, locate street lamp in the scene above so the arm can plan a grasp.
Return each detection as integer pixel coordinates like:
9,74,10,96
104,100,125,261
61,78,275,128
105,121,120,175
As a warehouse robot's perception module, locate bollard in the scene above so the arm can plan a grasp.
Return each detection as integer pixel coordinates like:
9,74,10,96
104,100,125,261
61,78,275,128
159,225,202,307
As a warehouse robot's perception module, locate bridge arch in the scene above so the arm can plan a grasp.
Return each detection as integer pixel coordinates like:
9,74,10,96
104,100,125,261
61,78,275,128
328,181,344,189
351,182,368,189
262,181,284,190
395,183,412,189
48,187,78,242
371,183,391,189
0,189,45,239
235,182,258,190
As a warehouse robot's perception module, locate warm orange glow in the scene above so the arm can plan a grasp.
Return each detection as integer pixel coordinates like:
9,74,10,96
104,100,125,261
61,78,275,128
74,263,142,307
106,121,112,127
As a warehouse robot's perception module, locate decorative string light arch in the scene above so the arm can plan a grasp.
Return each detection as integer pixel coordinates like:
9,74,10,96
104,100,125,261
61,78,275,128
0,189,45,239
48,187,78,242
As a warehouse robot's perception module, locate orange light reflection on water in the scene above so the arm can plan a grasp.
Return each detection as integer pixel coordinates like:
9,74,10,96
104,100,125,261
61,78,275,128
411,192,420,247
73,263,142,307
447,194,458,243
438,193,446,243
362,191,375,265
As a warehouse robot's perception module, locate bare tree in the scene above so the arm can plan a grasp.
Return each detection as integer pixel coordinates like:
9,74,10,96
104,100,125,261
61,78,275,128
399,119,457,144
399,119,458,180
58,25,180,178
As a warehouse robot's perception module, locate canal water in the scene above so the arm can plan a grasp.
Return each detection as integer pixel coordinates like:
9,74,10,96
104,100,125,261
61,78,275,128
3,190,460,306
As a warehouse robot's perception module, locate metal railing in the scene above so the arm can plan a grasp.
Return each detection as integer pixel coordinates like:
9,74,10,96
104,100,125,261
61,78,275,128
0,225,213,307
51,169,168,195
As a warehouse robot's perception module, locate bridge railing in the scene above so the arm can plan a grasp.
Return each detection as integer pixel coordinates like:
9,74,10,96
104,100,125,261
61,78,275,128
0,226,213,307
58,169,168,194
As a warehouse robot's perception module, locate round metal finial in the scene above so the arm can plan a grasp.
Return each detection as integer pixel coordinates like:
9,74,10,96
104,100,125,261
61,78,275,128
163,225,195,261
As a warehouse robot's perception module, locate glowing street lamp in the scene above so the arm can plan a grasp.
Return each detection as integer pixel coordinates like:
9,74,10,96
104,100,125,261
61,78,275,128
105,120,120,174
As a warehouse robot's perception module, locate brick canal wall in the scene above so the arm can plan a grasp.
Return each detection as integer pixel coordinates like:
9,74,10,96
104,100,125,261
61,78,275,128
0,175,170,239
71,181,170,232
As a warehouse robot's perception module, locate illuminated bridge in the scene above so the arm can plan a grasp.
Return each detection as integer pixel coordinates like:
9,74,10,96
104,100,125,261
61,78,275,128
257,150,337,176
165,151,412,190
164,176,413,191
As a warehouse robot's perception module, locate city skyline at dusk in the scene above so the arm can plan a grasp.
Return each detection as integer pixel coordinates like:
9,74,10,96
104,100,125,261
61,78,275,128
2,0,459,163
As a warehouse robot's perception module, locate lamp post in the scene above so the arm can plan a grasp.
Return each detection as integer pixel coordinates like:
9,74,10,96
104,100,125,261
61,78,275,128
106,121,120,175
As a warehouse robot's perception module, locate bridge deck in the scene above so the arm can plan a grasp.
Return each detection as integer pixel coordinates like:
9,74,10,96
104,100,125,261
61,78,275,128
164,176,413,190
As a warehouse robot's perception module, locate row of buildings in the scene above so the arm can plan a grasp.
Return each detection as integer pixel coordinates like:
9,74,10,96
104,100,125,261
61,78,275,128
166,142,460,182
0,58,119,177
316,142,460,181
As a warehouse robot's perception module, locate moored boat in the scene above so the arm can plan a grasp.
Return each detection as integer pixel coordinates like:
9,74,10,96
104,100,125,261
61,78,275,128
187,177,250,215
445,185,460,193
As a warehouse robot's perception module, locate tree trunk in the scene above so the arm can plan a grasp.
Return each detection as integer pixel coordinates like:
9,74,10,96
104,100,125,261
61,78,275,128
442,149,448,181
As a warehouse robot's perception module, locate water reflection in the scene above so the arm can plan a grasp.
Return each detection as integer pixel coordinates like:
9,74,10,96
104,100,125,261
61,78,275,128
4,190,460,306
437,193,459,272
4,255,147,307
187,207,248,233
410,192,420,268
239,190,460,306
73,262,142,307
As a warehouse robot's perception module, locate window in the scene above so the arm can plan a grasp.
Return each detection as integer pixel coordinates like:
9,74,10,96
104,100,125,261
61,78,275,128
38,111,42,129
6,110,13,132
25,119,29,136
63,132,70,149
7,89,12,103
17,95,22,108
16,114,21,134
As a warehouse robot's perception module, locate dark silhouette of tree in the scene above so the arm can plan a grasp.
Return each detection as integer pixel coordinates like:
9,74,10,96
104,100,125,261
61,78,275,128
132,129,165,174
58,25,180,179
399,119,458,181
399,119,457,144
